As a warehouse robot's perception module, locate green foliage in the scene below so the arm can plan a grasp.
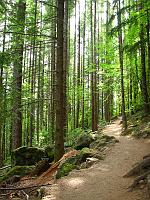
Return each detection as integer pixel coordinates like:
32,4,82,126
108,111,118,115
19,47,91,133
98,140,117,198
0,0,150,165
66,128,86,146
0,166,35,182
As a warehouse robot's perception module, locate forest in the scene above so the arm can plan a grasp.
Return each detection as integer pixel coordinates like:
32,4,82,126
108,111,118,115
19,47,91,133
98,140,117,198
0,0,150,199
0,0,149,178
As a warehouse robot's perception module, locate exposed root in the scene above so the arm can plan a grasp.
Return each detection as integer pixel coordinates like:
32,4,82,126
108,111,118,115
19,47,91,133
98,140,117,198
128,170,150,191
123,157,150,177
124,155,150,194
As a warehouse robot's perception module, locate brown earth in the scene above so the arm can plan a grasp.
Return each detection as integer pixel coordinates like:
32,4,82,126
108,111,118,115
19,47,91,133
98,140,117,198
42,119,150,200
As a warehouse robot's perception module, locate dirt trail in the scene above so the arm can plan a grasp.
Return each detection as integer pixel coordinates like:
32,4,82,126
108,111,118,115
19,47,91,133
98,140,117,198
44,119,150,200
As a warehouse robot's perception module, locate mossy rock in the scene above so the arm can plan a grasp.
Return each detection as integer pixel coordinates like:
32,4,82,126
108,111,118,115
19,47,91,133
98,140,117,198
12,146,45,166
56,162,76,179
0,165,35,182
90,134,118,149
44,145,54,162
75,134,94,150
79,147,95,162
56,148,100,179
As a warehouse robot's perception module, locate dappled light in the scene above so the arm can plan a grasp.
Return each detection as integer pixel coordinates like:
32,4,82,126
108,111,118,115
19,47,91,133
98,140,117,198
97,164,110,172
0,0,150,199
103,120,122,138
42,195,56,200
66,177,85,188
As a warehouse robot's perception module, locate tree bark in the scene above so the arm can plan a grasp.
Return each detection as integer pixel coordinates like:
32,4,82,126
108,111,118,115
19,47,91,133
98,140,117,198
12,0,26,150
117,0,127,129
140,24,150,113
55,0,65,161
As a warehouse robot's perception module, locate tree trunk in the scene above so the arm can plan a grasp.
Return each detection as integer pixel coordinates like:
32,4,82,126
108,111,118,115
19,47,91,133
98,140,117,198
63,0,68,134
55,0,65,161
140,24,150,113
12,0,26,150
91,0,98,132
76,2,80,128
82,0,86,129
117,0,127,129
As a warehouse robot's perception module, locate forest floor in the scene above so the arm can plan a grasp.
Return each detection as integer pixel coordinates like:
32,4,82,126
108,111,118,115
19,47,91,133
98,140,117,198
42,119,150,200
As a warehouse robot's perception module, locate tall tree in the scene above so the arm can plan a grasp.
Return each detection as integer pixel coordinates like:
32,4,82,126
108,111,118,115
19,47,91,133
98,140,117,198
91,0,98,131
139,3,150,113
55,0,65,161
12,0,26,150
117,0,127,129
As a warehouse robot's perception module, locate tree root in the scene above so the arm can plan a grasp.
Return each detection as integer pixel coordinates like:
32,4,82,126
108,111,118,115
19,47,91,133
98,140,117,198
124,155,150,194
123,157,150,177
128,170,150,191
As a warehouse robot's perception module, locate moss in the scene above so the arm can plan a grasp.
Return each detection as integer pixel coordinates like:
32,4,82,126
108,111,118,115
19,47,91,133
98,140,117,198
79,147,93,161
12,146,45,166
0,165,35,182
44,145,54,162
75,134,94,150
56,163,76,179
90,134,117,149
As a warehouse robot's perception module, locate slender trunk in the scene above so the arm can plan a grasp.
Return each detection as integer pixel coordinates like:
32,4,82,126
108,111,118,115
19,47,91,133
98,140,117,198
0,9,7,166
146,10,150,93
117,0,127,129
82,0,86,129
50,3,56,142
76,2,80,128
63,0,68,134
91,0,98,131
140,23,150,113
73,0,77,129
29,0,37,146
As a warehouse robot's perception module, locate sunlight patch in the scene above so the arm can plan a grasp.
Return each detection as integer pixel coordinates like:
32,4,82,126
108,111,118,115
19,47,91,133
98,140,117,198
98,164,110,172
67,177,85,187
42,195,56,200
145,139,150,144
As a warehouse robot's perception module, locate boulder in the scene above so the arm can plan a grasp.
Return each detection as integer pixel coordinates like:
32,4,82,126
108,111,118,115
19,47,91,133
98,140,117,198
78,147,97,162
75,134,94,150
11,146,45,166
